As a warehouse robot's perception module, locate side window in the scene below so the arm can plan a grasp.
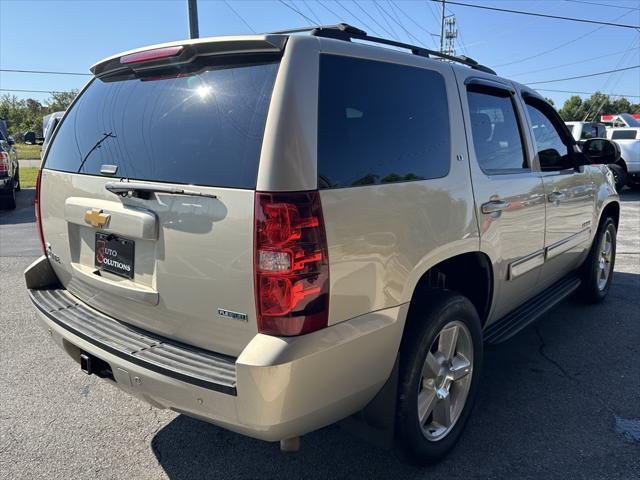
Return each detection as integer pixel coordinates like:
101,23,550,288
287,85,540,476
524,100,572,171
611,130,637,140
581,123,596,139
596,125,607,138
466,87,528,174
317,55,450,189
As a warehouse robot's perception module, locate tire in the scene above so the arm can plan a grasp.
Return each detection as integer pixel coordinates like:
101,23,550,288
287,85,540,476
608,164,627,192
0,188,17,210
578,217,616,303
15,171,20,191
396,290,483,465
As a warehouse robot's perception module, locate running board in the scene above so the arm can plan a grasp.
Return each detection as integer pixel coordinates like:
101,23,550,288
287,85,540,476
483,274,581,345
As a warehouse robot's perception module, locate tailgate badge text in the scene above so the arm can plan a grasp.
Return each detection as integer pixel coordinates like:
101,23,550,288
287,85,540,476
218,308,248,322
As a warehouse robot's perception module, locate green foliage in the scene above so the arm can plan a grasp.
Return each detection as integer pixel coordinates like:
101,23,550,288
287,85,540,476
0,90,78,140
557,92,640,122
18,167,39,188
15,143,41,160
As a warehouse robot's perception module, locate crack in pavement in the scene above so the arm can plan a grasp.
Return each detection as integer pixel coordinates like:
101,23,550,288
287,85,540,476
535,326,617,417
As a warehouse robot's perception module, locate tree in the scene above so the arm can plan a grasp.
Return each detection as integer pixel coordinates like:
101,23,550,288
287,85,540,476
558,92,640,121
45,90,78,112
558,95,586,121
0,89,78,139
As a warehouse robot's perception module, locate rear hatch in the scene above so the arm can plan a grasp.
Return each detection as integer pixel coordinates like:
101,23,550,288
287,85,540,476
39,39,283,356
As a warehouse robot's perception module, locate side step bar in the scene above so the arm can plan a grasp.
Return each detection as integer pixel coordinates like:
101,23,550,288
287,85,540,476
483,274,581,345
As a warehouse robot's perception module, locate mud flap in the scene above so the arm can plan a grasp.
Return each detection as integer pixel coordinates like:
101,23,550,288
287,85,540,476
338,355,399,449
24,255,59,289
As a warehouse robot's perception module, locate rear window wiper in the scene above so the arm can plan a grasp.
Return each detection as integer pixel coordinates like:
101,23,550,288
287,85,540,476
105,181,218,200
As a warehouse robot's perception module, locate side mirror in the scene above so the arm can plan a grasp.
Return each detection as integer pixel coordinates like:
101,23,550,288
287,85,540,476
23,131,36,144
7,136,15,146
582,138,621,165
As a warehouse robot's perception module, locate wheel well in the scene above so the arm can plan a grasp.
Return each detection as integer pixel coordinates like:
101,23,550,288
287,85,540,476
601,202,620,230
408,252,493,328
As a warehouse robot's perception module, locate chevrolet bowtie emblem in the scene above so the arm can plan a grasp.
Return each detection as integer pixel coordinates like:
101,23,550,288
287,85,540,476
84,208,110,228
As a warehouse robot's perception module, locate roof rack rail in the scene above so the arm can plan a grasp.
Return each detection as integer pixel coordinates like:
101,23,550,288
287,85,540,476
272,23,496,75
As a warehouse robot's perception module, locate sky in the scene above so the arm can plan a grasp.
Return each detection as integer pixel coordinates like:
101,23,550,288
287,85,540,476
1,0,639,109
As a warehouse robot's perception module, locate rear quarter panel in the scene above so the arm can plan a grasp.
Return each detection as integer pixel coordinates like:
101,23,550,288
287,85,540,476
312,41,479,325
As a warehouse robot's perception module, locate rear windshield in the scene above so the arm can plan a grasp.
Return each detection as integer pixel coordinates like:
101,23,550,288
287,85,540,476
44,57,279,189
610,130,637,140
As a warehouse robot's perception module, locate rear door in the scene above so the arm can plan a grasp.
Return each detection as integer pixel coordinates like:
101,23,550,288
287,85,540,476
40,49,280,357
456,74,546,321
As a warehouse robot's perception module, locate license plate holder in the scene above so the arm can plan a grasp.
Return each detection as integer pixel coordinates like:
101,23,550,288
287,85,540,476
95,233,135,279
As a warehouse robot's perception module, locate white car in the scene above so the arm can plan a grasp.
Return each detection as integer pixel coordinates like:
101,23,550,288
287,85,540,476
607,127,640,188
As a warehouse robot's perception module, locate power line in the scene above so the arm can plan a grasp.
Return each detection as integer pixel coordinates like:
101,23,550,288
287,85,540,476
352,0,398,40
223,0,256,33
0,68,91,76
302,0,324,25
527,64,640,84
0,88,71,94
317,1,344,23
536,88,640,98
492,9,634,68
389,0,439,39
582,36,639,120
434,0,640,29
372,0,401,39
375,0,429,47
510,46,635,77
335,0,383,37
564,0,640,11
278,0,317,26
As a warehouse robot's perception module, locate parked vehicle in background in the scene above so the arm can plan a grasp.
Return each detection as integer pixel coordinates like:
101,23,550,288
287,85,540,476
601,113,640,128
25,24,622,465
565,121,607,141
565,120,626,190
41,111,65,158
0,127,20,210
607,127,640,189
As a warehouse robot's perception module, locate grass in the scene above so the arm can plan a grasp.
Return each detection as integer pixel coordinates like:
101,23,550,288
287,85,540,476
14,143,42,160
19,167,39,188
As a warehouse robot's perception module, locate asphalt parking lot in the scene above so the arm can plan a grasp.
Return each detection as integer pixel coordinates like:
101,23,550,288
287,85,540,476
1,189,638,480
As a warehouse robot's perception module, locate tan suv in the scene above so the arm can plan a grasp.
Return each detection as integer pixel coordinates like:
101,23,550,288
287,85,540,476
25,25,622,464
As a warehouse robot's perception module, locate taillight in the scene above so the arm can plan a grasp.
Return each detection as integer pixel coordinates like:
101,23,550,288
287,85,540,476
35,169,46,255
254,191,330,336
0,152,9,175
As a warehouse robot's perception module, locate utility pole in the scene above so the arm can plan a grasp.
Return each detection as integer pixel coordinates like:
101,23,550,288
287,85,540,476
188,0,199,39
440,0,446,54
444,16,457,57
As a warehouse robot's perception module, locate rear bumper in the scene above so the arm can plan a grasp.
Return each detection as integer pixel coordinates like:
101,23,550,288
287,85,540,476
26,257,406,441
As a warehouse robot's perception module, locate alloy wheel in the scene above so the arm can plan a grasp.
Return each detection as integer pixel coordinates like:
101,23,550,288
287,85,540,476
597,229,613,291
418,320,473,441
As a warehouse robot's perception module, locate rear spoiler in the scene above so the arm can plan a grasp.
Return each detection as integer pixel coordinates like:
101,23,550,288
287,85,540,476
90,35,288,78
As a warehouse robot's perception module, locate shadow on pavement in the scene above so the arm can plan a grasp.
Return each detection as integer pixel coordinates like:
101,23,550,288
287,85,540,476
151,273,639,479
0,188,36,225
619,188,640,203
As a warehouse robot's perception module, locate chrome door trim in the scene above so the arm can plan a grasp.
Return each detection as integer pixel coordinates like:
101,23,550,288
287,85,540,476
508,249,545,279
546,227,592,260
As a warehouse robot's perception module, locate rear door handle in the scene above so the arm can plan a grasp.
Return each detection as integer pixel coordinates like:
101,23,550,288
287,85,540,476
481,200,509,214
547,191,566,203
